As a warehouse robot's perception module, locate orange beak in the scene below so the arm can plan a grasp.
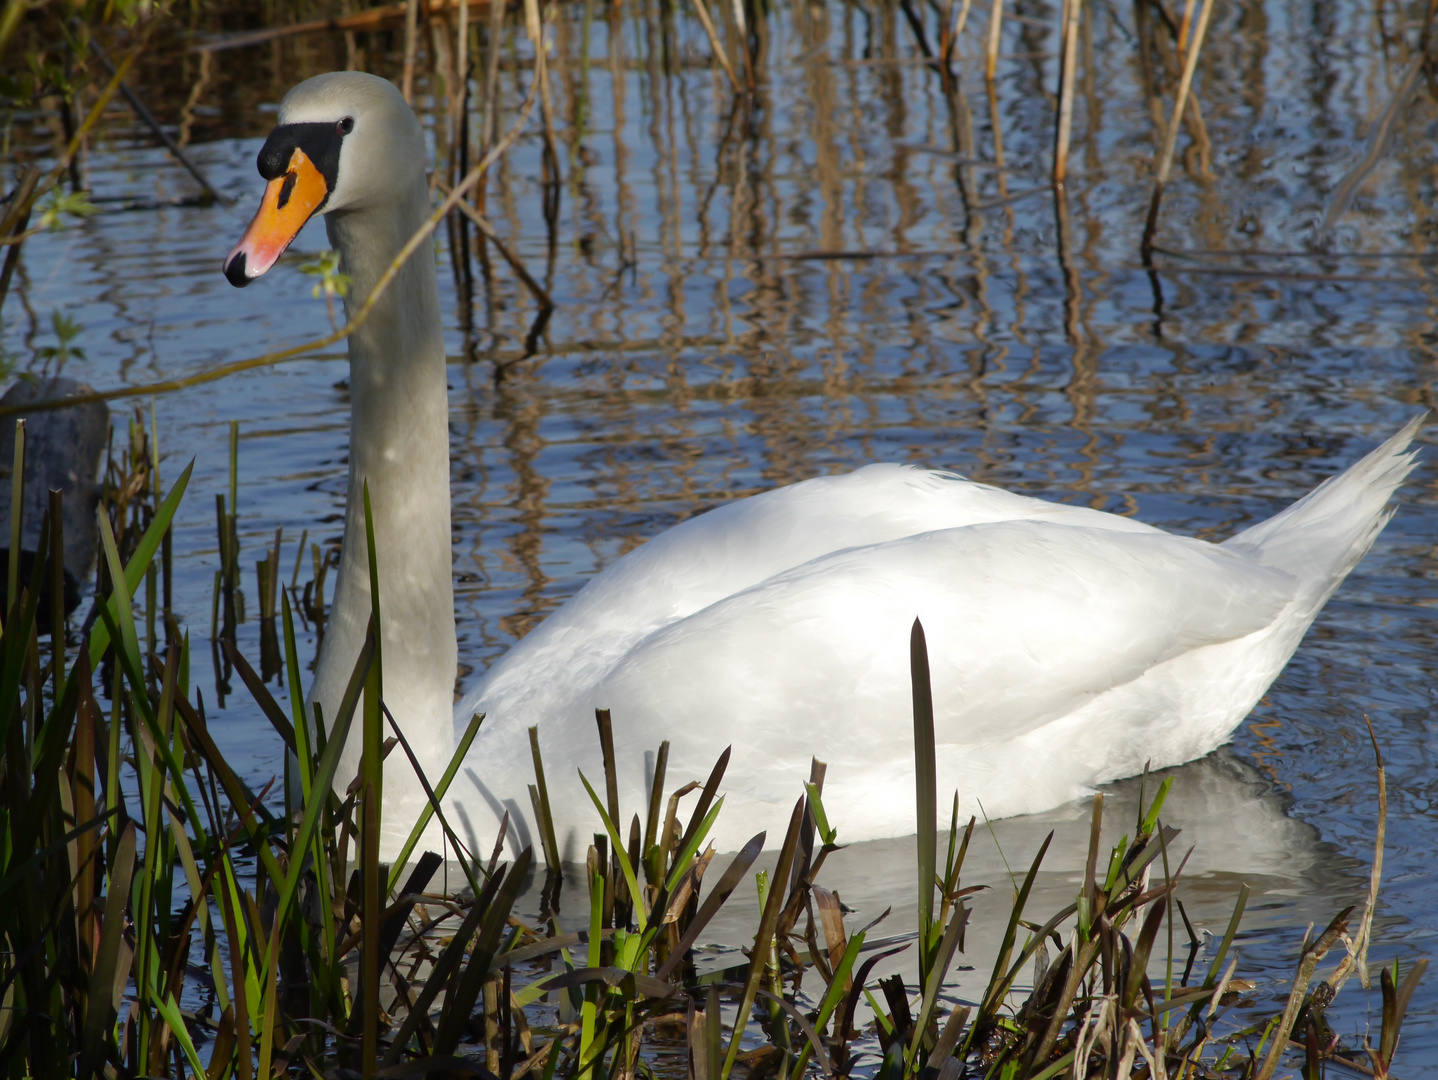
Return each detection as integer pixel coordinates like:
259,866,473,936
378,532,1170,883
223,147,329,287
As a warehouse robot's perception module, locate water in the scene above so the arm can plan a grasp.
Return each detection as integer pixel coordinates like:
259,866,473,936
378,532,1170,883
6,0,1438,1065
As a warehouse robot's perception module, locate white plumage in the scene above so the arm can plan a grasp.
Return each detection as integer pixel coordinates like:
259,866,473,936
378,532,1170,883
457,425,1420,856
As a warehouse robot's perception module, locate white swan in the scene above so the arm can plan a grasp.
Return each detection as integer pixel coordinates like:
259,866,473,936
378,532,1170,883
226,72,1421,860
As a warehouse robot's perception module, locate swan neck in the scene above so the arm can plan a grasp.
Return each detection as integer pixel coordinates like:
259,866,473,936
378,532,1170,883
309,174,457,801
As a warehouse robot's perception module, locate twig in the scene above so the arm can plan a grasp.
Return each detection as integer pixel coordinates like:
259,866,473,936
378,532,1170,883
1330,717,1386,993
689,0,742,91
1319,57,1424,235
0,27,154,272
193,0,496,52
438,180,555,311
0,168,38,309
946,0,974,60
1139,0,1215,263
0,74,541,419
89,39,232,205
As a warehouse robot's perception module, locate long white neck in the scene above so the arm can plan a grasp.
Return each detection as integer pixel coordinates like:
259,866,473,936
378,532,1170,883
306,172,457,841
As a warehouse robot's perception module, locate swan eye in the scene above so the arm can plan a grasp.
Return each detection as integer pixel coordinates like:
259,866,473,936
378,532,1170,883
337,116,354,135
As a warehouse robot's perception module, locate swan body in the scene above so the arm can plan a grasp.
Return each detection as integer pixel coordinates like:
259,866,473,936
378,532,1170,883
227,73,1421,860
457,430,1418,856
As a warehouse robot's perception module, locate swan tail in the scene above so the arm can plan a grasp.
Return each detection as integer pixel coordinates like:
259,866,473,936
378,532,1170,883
1222,414,1425,604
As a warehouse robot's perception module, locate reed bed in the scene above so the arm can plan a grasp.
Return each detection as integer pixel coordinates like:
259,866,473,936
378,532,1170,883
0,431,1425,1078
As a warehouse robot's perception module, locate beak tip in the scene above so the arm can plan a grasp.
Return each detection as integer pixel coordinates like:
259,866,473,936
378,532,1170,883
223,250,253,288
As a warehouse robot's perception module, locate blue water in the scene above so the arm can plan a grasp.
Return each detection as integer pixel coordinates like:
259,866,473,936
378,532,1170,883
6,0,1438,1065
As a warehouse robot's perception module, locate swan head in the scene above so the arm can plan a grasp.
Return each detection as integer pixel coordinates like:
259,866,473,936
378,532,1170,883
223,72,425,288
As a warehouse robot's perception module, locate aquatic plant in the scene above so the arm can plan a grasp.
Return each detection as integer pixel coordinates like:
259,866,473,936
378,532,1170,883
0,435,1423,1078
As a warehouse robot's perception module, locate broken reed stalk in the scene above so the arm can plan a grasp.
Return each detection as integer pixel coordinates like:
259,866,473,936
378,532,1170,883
984,0,1003,82
402,0,421,102
522,0,562,191
690,0,742,92
1140,0,1216,263
1052,0,1083,187
1254,909,1353,1080
0,72,541,420
945,0,974,62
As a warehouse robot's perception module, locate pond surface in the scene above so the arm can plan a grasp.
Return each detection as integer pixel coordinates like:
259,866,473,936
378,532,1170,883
6,0,1438,1067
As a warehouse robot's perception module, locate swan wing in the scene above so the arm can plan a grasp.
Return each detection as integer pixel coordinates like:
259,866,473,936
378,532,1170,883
462,464,1163,718
593,520,1296,765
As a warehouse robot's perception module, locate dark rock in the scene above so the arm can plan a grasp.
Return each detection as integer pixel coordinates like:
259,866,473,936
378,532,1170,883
0,376,108,621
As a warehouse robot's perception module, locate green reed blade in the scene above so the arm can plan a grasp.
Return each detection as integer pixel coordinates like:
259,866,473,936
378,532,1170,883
674,746,730,867
663,795,725,896
272,619,375,929
433,847,534,1056
256,910,282,1080
281,591,314,798
970,830,1054,1039
7,417,23,617
87,459,192,669
653,830,766,981
581,770,645,930
906,900,971,1077
804,781,837,846
911,618,938,988
384,706,484,896
151,989,208,1077
529,725,564,876
77,820,135,1080
722,795,805,1080
790,929,867,1077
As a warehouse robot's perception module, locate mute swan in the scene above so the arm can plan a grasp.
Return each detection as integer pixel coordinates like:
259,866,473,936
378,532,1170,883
225,72,1421,860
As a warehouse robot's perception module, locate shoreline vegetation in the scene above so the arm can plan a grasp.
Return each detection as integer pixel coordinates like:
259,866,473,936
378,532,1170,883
0,414,1425,1078
1,0,1433,1076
